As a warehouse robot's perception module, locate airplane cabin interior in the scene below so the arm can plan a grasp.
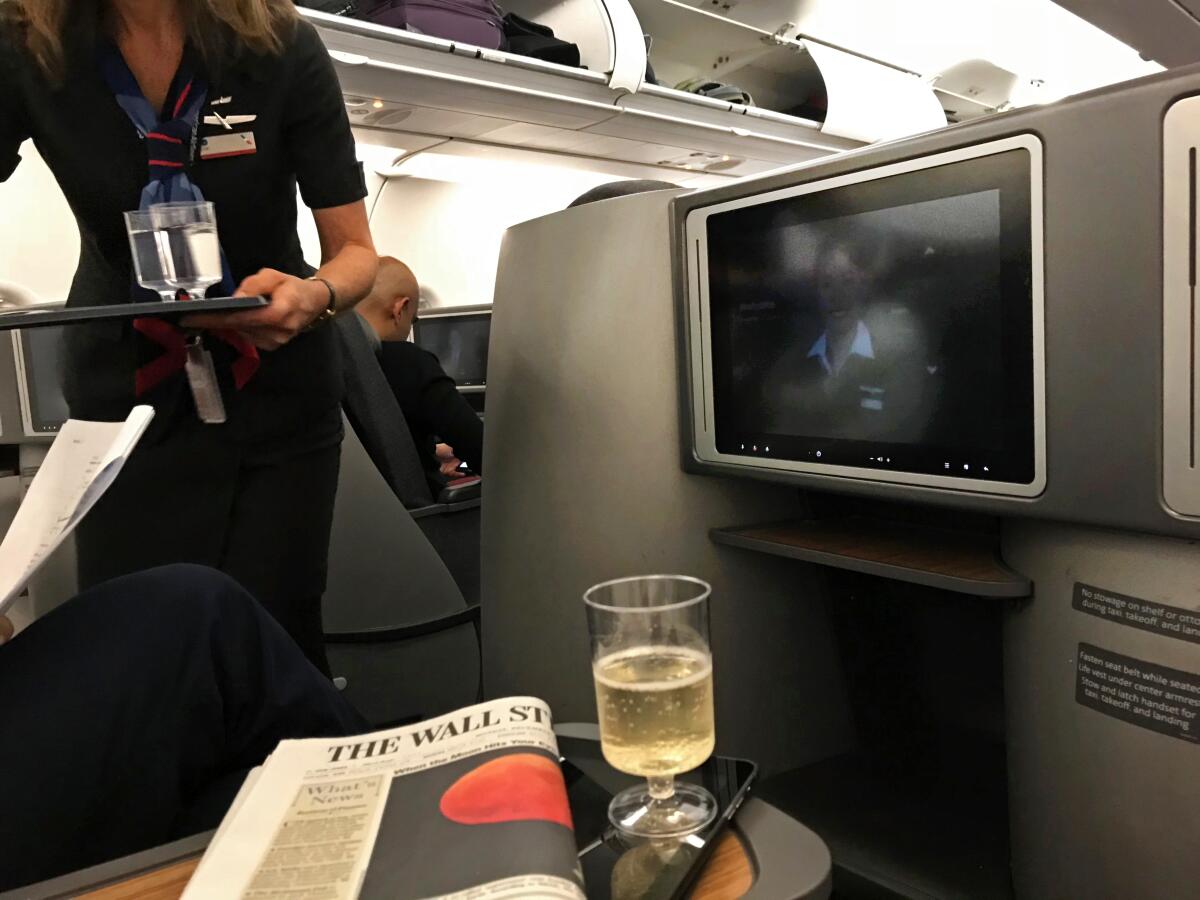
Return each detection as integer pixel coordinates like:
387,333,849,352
0,0,1198,897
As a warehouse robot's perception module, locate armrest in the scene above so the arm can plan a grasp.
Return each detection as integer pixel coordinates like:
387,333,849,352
409,497,481,519
324,604,480,644
438,475,482,504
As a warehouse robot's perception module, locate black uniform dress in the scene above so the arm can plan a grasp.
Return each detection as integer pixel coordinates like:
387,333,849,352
0,21,367,673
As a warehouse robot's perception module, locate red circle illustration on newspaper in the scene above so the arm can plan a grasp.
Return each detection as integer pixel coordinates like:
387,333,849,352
440,753,574,829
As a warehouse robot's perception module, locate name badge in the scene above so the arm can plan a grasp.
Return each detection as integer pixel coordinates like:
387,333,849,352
200,131,257,160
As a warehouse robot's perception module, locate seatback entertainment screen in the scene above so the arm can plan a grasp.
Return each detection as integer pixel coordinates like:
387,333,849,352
685,137,1044,496
15,326,69,435
413,311,491,387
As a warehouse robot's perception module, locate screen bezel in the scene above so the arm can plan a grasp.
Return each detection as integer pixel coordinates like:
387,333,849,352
11,329,64,438
412,308,492,388
683,134,1046,498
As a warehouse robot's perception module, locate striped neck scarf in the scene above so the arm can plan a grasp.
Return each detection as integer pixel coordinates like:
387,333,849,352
99,43,258,396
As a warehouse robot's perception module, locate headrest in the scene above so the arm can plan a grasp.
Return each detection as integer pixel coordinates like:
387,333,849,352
0,282,44,308
567,180,681,209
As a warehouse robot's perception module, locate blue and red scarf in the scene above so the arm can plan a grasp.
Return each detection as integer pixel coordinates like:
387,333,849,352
99,44,258,396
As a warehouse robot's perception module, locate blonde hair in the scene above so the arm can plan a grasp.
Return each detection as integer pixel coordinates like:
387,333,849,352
7,0,297,80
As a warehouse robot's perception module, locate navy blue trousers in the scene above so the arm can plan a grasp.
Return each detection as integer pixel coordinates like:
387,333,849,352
0,564,366,892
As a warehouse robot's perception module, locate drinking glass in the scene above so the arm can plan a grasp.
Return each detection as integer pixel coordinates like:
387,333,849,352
124,201,222,302
150,201,222,298
124,210,177,302
585,574,718,838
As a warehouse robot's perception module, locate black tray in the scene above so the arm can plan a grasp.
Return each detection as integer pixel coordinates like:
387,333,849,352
0,296,268,331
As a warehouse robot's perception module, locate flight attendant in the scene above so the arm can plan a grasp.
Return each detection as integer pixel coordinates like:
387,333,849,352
0,0,378,673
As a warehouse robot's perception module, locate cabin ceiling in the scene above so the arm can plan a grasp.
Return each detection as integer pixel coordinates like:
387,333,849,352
714,0,1161,103
1052,0,1200,67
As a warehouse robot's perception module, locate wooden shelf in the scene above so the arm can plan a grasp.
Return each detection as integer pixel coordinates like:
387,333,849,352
710,517,1031,598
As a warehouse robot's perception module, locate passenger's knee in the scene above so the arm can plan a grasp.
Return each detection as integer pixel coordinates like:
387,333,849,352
75,564,257,634
133,564,245,597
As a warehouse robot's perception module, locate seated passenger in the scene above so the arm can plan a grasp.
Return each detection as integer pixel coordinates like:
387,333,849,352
0,565,364,892
354,258,484,485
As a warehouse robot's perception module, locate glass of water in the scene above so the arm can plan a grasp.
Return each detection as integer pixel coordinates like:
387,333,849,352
585,575,718,838
124,201,222,302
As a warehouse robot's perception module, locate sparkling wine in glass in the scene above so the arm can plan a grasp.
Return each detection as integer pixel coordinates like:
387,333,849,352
586,574,718,839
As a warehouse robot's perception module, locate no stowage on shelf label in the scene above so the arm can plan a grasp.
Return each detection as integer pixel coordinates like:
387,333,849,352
1076,643,1200,744
1072,583,1200,644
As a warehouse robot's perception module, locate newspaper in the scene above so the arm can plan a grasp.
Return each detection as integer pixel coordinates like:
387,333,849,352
0,405,154,614
184,698,585,900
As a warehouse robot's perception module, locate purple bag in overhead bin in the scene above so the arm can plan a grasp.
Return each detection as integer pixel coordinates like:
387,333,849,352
356,0,408,29
403,0,506,49
352,0,505,50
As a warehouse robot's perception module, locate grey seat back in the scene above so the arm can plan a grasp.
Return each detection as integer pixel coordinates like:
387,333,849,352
326,414,466,631
482,191,854,775
334,314,435,509
325,413,479,722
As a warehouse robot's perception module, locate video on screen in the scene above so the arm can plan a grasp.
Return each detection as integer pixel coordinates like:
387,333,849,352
712,189,1009,453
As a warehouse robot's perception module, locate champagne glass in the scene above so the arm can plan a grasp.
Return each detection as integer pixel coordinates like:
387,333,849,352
585,574,718,838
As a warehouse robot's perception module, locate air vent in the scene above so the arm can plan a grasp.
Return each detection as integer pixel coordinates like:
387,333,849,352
346,99,416,129
656,150,744,171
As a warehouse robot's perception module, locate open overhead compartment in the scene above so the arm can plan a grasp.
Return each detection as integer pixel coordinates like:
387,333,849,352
626,0,947,143
507,0,649,89
305,6,862,178
675,0,1162,121
307,9,622,130
303,0,642,84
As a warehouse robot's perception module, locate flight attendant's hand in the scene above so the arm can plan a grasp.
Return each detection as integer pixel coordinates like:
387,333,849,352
182,269,329,350
0,615,13,645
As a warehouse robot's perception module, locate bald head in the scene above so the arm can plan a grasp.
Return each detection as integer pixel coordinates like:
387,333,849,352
358,257,422,342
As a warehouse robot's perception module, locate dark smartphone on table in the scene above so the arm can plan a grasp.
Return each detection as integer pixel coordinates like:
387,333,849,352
559,736,757,900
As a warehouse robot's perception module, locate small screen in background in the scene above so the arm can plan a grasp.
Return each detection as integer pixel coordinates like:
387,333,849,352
414,314,491,386
704,148,1035,484
19,327,69,433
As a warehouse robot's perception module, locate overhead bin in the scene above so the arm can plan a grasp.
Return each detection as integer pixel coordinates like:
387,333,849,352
599,94,857,173
802,41,947,142
308,10,624,132
626,0,946,144
303,6,863,177
302,2,640,89
507,0,649,90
